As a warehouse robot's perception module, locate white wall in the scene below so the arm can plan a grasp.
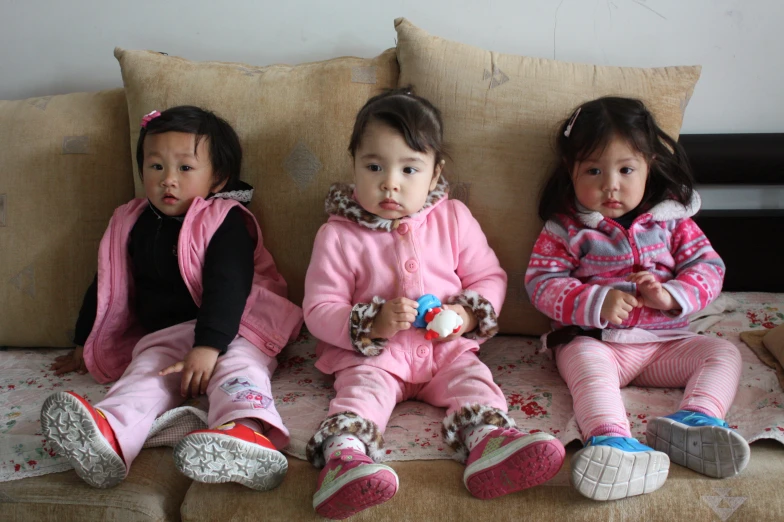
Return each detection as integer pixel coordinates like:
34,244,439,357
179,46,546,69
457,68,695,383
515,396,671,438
2,0,783,206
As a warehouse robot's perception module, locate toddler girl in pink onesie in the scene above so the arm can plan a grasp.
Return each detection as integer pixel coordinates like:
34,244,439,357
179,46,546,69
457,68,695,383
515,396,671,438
41,106,303,490
525,96,750,501
303,87,566,519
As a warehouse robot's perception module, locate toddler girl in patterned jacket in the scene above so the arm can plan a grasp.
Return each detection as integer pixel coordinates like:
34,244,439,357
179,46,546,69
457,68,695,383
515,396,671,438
525,96,750,501
303,87,566,519
41,106,302,490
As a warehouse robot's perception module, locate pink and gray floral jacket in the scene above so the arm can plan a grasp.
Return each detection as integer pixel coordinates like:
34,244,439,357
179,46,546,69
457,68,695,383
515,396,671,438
525,193,725,332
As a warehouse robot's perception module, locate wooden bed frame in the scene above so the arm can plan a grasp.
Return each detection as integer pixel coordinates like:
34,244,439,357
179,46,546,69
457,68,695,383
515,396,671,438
681,133,784,292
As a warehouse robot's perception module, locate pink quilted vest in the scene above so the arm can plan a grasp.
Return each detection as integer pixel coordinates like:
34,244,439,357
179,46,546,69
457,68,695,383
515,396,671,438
82,197,303,383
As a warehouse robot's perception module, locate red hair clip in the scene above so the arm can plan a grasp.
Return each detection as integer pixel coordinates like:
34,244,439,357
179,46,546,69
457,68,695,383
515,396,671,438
140,110,161,128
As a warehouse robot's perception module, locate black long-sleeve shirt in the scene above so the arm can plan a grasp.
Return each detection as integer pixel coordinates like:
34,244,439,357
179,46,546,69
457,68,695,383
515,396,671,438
73,204,255,354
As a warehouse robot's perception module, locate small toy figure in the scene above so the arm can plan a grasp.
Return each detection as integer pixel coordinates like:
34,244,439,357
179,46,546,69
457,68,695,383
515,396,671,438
424,307,463,340
414,294,464,340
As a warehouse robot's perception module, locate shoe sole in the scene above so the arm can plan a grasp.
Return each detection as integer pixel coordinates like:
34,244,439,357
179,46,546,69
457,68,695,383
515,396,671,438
313,464,399,520
571,445,669,501
464,433,565,500
646,417,750,478
40,392,126,488
173,432,288,491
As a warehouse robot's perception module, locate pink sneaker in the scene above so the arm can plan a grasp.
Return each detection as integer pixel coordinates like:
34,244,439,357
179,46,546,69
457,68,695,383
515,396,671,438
313,448,398,520
40,391,126,488
464,427,565,499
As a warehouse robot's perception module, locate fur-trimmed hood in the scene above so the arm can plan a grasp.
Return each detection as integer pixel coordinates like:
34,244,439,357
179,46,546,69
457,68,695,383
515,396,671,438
324,177,449,232
576,191,702,229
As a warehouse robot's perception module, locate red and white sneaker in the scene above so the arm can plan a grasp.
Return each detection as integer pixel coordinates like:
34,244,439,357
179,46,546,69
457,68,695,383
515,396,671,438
40,391,126,488
464,427,565,499
313,448,398,520
173,422,287,491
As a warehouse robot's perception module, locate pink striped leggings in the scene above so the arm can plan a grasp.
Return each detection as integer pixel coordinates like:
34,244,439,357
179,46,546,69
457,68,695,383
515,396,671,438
555,335,742,441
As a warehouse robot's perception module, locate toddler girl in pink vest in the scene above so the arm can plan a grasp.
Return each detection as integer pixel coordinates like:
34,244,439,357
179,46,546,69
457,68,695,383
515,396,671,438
41,106,302,490
302,87,566,519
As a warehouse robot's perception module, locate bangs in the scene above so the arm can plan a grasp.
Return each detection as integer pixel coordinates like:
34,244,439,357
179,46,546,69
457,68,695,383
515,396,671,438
371,113,433,155
573,128,649,164
574,132,612,163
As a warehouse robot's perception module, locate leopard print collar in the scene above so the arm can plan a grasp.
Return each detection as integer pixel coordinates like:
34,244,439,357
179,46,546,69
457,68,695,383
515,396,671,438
324,177,449,232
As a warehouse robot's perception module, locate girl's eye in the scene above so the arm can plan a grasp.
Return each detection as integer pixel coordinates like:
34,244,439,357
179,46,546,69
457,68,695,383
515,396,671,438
149,164,163,171
180,165,192,172
403,167,418,175
620,167,634,175
587,168,601,176
367,164,382,172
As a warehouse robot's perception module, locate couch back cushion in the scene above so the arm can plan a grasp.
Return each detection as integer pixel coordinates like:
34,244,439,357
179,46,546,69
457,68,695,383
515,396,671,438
394,18,702,335
115,48,399,309
0,89,134,347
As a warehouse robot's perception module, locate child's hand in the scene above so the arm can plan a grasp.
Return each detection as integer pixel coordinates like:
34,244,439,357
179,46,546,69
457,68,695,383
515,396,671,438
50,345,88,376
436,304,477,342
369,297,419,340
627,271,679,311
159,346,220,398
600,289,641,325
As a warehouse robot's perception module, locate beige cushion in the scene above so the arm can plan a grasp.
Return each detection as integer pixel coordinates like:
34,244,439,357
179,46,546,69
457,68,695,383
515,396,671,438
0,448,190,522
394,18,702,335
115,48,399,308
0,89,135,347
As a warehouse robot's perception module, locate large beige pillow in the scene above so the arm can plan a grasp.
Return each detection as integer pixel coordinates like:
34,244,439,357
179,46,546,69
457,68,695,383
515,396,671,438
0,89,134,347
395,18,702,335
115,48,399,308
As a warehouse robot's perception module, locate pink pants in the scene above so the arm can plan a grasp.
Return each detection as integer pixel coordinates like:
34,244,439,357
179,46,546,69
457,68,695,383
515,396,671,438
555,335,742,440
329,351,507,432
95,321,288,470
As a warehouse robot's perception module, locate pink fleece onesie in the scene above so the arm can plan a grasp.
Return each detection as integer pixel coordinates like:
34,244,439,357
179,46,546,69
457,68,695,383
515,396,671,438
303,180,512,464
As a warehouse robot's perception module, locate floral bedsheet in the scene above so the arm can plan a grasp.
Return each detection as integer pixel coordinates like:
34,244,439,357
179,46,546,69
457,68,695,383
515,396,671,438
2,292,783,482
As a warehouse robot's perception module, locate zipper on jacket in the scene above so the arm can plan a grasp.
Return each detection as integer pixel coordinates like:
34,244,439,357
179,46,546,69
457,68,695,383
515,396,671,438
625,225,643,327
91,216,117,380
606,218,643,328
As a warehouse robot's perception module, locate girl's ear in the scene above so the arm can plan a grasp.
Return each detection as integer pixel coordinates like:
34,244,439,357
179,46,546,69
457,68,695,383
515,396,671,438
430,159,445,191
211,177,228,193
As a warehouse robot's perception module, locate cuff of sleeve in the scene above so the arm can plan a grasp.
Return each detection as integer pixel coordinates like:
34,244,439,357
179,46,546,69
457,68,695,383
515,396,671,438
446,289,499,340
591,286,612,328
194,328,231,355
349,296,388,356
661,282,693,319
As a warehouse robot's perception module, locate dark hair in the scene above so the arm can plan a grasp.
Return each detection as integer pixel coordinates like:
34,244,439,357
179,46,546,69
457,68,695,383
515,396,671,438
538,96,694,221
348,86,446,166
136,105,242,191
